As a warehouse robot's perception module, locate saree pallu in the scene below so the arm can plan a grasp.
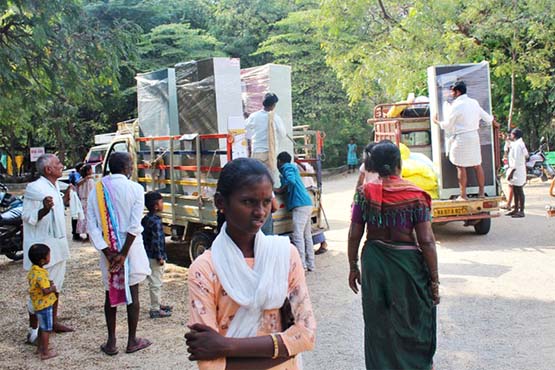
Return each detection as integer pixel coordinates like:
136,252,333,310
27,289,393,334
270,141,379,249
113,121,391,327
361,239,436,370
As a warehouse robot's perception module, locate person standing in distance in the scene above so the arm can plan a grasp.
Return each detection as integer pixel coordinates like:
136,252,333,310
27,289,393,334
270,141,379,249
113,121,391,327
433,81,499,199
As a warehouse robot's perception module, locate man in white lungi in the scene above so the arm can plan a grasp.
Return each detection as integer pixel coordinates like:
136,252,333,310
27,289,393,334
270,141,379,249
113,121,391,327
23,154,74,343
87,152,152,355
433,81,498,199
245,92,287,171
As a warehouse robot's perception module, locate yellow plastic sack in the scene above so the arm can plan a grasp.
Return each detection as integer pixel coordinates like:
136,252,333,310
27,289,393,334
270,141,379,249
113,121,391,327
386,104,407,118
404,175,439,199
399,143,410,160
400,145,439,199
401,158,436,180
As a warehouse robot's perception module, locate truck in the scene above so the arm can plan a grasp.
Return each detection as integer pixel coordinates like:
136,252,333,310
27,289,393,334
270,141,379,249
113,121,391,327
368,101,502,235
99,120,328,260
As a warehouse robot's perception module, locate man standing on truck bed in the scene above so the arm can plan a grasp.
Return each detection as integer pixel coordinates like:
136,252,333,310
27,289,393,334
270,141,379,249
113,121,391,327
245,92,286,175
433,81,498,200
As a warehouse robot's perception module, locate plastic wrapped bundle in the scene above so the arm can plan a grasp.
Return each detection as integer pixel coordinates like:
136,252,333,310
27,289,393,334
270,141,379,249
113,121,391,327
241,64,294,156
400,144,439,199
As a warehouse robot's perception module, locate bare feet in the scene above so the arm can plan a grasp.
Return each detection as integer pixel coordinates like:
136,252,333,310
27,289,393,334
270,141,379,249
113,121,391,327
100,343,119,356
126,337,152,354
40,349,58,360
54,323,74,333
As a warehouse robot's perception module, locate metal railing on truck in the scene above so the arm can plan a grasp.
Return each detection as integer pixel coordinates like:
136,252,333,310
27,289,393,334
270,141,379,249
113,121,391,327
135,133,232,228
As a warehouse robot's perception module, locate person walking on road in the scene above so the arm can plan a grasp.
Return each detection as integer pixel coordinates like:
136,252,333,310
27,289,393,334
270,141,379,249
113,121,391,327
348,140,439,370
432,80,498,199
506,128,528,218
347,137,358,174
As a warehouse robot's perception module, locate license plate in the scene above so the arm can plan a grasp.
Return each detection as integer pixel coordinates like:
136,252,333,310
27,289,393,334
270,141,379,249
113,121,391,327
433,207,467,217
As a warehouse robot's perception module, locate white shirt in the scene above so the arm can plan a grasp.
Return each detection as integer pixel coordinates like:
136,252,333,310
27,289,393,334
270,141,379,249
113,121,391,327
22,177,69,270
245,110,286,153
87,174,150,286
508,138,528,186
87,174,145,251
440,94,493,135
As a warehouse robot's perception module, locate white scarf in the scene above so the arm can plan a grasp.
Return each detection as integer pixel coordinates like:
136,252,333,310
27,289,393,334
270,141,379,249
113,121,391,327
211,222,291,338
69,189,84,220
25,179,66,239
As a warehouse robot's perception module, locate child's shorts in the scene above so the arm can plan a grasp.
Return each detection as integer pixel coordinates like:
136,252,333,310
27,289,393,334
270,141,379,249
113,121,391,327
36,306,54,332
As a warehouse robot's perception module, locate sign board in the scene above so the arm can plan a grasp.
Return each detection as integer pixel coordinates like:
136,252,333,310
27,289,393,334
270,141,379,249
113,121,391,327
30,147,45,162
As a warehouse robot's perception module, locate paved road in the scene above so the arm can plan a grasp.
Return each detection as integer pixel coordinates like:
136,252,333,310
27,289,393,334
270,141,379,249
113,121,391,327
304,174,555,370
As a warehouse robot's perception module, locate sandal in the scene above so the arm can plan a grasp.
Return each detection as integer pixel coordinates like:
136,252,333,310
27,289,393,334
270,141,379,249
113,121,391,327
100,343,119,356
160,305,173,312
315,246,328,255
150,309,172,319
126,338,152,354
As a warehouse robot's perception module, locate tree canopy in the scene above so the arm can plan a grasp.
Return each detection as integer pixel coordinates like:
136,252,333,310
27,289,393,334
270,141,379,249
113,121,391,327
1,0,554,169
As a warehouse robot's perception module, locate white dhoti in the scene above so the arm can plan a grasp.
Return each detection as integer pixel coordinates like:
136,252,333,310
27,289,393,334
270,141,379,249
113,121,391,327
448,130,482,167
99,239,151,290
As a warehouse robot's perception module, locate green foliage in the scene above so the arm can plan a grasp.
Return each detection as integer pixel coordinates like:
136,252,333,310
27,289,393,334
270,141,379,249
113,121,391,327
0,0,140,164
257,9,372,167
3,0,555,168
210,0,297,67
319,0,555,148
138,23,224,71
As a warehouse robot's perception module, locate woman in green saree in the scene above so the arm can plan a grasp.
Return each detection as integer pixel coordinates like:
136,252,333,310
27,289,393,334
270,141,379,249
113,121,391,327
348,140,440,370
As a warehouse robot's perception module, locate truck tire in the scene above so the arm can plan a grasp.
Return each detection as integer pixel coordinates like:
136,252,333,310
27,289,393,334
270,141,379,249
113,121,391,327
189,231,215,261
474,218,491,235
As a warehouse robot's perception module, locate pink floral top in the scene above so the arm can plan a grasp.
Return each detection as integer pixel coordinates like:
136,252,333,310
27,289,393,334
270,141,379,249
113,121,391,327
187,245,316,370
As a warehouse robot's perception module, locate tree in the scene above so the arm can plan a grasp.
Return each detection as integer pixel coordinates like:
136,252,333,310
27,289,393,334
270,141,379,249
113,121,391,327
138,23,224,71
257,9,373,167
0,1,139,164
210,0,298,67
318,0,555,146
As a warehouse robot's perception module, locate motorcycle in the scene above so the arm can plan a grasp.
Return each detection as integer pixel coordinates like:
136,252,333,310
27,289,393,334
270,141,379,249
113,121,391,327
526,137,555,181
0,183,24,261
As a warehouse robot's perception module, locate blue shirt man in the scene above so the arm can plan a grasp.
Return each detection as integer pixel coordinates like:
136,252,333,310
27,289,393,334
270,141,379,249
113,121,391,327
275,151,315,271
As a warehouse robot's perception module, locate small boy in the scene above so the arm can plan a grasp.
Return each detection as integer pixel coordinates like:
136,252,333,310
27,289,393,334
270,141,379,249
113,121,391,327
275,151,315,271
27,244,58,360
142,191,172,318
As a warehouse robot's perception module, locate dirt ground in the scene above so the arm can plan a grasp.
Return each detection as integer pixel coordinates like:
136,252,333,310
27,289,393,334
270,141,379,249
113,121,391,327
1,174,554,370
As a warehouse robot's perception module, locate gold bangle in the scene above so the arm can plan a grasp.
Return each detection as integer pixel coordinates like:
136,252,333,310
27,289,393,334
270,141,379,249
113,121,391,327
270,333,279,359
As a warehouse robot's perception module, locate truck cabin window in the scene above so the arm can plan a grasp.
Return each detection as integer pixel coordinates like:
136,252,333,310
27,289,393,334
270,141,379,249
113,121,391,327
401,131,431,147
104,142,129,175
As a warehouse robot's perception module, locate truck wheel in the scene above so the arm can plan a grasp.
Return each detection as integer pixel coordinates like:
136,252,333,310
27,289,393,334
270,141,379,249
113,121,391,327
474,218,491,235
189,231,215,261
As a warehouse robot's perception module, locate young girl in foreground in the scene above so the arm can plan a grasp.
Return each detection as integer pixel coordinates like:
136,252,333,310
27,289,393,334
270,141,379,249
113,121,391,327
185,158,316,370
